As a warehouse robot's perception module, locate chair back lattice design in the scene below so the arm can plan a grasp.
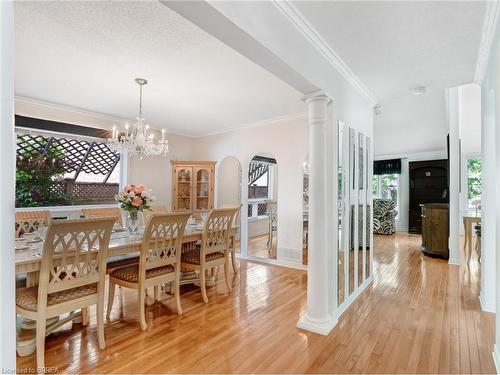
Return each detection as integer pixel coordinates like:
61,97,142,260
266,200,278,227
83,207,122,226
38,218,115,296
201,208,238,258
141,213,190,272
15,210,50,238
142,205,168,226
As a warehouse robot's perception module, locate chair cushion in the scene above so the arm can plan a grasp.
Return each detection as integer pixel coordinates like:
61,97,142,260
109,264,174,283
16,283,98,312
181,250,225,265
106,254,140,273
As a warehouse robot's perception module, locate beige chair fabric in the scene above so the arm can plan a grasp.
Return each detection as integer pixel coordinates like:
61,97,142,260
107,213,190,331
16,217,115,370
181,208,238,303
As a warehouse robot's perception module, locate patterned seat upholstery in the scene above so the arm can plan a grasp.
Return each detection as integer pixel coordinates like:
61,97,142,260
181,250,225,265
106,254,140,273
109,264,174,283
373,198,397,235
16,284,98,311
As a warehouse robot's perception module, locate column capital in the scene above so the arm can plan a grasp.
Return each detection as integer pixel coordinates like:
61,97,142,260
302,90,332,104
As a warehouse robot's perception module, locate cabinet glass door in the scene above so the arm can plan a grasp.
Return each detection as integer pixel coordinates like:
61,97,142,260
176,167,192,211
195,168,210,211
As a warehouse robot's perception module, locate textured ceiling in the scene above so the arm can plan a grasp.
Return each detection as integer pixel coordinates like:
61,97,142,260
293,1,486,156
14,1,305,137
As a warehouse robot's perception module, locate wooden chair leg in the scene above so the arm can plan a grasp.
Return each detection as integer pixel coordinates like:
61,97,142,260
175,272,182,315
96,302,105,350
106,280,115,319
231,251,238,274
154,285,160,301
35,317,46,371
224,257,231,293
200,268,208,303
138,288,147,331
82,307,89,326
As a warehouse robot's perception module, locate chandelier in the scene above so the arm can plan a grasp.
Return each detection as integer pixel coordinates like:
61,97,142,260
108,78,169,159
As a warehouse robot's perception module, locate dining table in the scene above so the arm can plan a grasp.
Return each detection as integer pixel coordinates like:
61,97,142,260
15,223,235,357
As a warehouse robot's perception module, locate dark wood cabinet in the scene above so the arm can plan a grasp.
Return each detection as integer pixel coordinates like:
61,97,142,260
409,160,448,234
421,203,449,259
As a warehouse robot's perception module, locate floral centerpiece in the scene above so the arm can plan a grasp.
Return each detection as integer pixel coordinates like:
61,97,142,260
115,184,155,235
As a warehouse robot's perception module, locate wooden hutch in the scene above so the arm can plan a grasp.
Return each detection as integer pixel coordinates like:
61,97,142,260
171,161,216,214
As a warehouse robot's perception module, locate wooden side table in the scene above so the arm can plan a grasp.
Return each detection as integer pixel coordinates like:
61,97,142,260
462,211,481,263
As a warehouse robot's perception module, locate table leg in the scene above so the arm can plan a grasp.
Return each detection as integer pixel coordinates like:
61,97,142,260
463,217,468,260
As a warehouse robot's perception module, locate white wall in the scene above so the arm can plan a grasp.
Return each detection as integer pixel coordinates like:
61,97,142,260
1,1,16,370
216,156,241,207
191,117,309,264
480,15,500,368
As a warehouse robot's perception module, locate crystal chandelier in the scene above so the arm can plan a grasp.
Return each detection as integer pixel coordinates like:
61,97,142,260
108,78,169,159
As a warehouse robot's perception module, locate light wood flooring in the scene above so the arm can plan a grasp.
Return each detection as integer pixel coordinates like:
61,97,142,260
246,233,277,259
17,233,496,373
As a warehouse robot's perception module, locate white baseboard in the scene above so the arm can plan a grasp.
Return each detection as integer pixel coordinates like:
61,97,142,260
235,253,306,270
448,258,462,266
479,294,496,313
297,312,337,336
493,344,500,374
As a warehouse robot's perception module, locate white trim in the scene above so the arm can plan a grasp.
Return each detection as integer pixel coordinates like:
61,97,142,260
15,96,129,124
235,253,306,271
272,1,377,106
479,294,496,313
493,344,500,374
195,112,308,138
16,203,119,213
16,96,308,139
336,275,374,319
297,313,337,336
448,258,462,266
474,0,500,84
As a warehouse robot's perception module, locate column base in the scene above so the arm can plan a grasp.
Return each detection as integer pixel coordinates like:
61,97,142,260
296,312,338,336
493,344,500,373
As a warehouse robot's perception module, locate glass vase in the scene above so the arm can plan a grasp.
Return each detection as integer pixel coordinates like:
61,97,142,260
126,210,139,238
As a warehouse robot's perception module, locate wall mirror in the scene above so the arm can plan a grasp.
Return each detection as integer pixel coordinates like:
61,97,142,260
247,154,278,260
302,155,309,265
348,127,356,296
337,122,347,306
366,137,372,278
357,133,365,286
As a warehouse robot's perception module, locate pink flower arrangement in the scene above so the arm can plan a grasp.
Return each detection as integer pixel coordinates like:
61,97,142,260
115,184,155,214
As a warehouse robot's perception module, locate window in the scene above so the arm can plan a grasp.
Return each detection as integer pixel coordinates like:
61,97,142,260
15,130,122,207
372,174,399,216
467,156,481,209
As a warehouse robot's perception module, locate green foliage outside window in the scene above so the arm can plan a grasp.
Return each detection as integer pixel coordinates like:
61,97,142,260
16,141,70,207
467,157,482,201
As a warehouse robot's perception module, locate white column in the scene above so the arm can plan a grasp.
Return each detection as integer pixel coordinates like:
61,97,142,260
297,91,337,335
480,84,496,312
447,87,461,265
0,0,17,371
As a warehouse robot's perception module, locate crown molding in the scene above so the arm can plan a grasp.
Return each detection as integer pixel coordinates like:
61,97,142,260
16,96,306,139
474,0,500,84
14,96,198,138
272,1,377,106
194,112,308,138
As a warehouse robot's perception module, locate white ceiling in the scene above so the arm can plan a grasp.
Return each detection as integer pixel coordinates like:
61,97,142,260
14,1,305,137
293,1,486,156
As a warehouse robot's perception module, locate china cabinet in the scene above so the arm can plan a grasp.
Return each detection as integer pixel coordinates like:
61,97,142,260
172,161,216,214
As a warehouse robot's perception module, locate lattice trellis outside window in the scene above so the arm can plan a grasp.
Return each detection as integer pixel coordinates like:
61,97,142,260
16,133,120,182
16,132,120,206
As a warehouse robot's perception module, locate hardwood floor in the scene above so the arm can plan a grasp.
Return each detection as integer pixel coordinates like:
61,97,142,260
247,233,277,259
17,233,496,373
